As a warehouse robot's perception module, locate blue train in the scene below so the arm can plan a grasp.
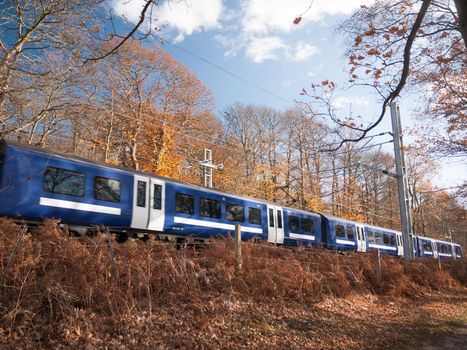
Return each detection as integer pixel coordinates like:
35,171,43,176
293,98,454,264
0,141,463,259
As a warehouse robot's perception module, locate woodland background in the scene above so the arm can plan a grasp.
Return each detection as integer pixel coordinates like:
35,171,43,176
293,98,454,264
0,0,465,245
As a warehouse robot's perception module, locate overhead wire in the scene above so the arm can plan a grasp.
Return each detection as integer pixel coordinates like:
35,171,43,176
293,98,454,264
153,34,293,105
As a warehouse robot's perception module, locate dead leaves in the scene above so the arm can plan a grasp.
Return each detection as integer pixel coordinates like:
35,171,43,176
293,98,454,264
0,219,465,348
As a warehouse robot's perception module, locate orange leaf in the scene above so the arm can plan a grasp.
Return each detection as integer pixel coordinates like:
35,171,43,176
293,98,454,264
364,24,376,36
383,50,393,58
354,35,362,46
293,16,302,25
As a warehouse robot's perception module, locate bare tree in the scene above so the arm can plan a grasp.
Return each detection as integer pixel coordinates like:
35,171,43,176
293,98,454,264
302,0,466,153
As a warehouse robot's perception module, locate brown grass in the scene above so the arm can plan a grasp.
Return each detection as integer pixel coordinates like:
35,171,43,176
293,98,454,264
0,218,465,348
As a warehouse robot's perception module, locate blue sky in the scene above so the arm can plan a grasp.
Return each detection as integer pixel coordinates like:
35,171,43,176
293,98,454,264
109,0,375,111
108,0,465,188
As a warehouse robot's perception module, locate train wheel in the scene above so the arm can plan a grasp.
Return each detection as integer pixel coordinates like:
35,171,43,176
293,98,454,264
115,233,128,244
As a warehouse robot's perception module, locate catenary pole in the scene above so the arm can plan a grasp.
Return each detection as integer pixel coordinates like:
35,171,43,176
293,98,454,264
390,103,414,260
199,149,223,188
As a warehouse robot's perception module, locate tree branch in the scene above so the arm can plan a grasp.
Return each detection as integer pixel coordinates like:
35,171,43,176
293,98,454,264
329,0,432,152
83,0,154,64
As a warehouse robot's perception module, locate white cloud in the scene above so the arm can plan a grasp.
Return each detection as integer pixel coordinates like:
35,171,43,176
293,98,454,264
111,0,223,42
287,41,319,61
241,36,319,63
307,62,324,76
334,96,370,109
245,36,286,63
241,0,375,35
214,34,245,57
232,0,372,63
111,0,373,62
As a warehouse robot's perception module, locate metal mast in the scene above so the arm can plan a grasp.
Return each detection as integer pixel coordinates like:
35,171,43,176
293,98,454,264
199,149,223,188
390,103,414,260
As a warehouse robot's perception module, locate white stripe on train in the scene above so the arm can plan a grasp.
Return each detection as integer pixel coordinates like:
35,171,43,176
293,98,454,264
173,216,263,234
289,232,315,240
39,197,121,215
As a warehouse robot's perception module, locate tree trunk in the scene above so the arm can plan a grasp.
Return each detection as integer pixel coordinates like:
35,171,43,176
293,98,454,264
454,0,467,48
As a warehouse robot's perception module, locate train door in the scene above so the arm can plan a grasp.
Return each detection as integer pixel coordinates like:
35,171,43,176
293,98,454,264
147,178,165,232
356,224,366,252
397,233,404,256
432,241,438,259
267,205,284,244
130,175,150,229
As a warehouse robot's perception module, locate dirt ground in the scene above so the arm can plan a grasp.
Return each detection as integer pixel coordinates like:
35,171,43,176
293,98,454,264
7,288,458,350
416,322,467,350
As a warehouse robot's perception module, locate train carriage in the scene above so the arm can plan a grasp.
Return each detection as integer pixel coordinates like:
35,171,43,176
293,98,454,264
163,181,267,240
282,209,322,246
0,141,134,230
415,236,437,258
363,224,401,256
452,243,464,259
435,240,455,260
321,216,360,251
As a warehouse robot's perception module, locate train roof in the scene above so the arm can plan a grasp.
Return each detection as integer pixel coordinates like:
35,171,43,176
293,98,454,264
362,223,402,234
320,215,361,225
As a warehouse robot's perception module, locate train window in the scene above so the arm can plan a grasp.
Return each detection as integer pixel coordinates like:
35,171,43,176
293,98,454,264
346,226,354,240
390,235,396,246
175,193,194,214
301,218,314,233
447,245,452,254
455,246,462,256
277,210,283,229
375,232,383,244
422,241,432,251
153,184,162,210
383,234,390,245
288,216,299,231
248,207,262,225
43,167,85,197
269,209,274,227
336,225,345,238
226,203,244,222
137,181,146,207
94,176,121,202
200,198,221,219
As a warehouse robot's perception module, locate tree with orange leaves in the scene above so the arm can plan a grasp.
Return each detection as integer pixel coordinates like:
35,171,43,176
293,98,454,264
79,40,220,181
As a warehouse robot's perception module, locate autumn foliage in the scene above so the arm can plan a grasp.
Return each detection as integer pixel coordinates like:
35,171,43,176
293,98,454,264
1,218,466,348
